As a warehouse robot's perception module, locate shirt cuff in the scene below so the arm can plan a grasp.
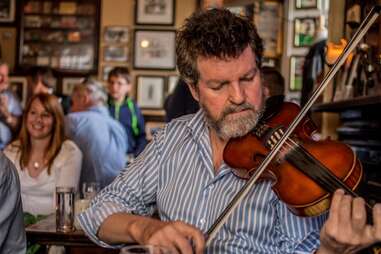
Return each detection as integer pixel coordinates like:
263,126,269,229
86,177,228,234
77,201,129,248
294,230,321,254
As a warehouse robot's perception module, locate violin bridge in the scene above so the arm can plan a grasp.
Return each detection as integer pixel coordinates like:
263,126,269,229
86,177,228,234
265,127,285,150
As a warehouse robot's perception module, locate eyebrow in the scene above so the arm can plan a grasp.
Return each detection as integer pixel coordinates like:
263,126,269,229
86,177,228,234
205,67,258,86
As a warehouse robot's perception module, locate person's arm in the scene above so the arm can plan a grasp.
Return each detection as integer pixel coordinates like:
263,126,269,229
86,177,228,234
56,140,83,191
98,213,204,254
77,129,205,253
0,152,26,254
316,189,381,254
0,95,21,130
273,192,327,253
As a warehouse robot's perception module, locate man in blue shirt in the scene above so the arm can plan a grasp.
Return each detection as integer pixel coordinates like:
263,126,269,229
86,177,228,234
107,67,147,158
65,78,127,188
78,9,381,253
0,61,22,149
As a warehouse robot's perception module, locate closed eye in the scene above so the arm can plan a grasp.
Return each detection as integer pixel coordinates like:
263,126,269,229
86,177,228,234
210,81,229,91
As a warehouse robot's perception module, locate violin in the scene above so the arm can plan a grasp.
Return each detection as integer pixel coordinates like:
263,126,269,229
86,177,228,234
205,5,381,248
223,100,366,217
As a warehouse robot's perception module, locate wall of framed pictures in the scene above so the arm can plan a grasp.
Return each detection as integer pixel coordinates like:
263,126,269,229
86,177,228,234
99,0,197,122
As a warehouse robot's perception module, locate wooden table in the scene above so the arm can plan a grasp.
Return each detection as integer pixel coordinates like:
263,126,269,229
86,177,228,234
26,215,119,254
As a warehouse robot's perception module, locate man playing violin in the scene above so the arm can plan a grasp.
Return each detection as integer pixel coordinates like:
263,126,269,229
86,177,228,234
78,8,381,254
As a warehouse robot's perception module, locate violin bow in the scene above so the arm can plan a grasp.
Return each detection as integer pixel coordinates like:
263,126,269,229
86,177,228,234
205,5,381,246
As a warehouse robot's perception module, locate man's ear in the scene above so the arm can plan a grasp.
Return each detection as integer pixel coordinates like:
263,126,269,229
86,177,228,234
83,91,92,107
187,83,200,102
263,86,270,98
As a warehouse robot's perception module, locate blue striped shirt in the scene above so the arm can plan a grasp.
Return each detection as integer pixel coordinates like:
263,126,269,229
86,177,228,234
78,110,327,253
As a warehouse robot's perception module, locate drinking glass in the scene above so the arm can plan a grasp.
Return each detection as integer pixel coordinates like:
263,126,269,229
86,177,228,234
55,187,75,232
82,182,100,200
120,245,172,254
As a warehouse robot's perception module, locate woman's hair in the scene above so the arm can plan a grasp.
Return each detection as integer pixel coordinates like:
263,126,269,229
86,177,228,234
17,93,66,174
176,8,263,86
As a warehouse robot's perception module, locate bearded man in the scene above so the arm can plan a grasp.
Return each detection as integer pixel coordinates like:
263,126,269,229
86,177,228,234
78,9,381,254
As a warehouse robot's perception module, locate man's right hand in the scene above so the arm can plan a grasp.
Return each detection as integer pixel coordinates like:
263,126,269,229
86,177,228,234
98,213,205,254
135,219,205,254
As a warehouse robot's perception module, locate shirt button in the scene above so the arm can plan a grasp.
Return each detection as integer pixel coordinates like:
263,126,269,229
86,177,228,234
200,218,206,225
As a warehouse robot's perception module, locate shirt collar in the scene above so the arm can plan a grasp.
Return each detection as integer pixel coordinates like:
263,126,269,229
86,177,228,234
185,108,234,178
88,105,109,116
186,109,208,140
108,96,129,106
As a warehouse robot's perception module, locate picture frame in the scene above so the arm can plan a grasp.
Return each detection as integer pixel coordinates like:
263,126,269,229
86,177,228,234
8,77,27,107
295,0,319,9
133,29,176,70
103,46,128,62
102,65,114,81
62,77,84,96
104,26,129,44
0,0,15,23
136,75,165,109
289,56,304,91
135,0,175,26
254,1,282,57
293,17,317,47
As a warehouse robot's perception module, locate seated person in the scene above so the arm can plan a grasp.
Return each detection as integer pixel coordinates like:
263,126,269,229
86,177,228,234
4,93,82,215
164,78,199,122
0,61,22,149
78,9,381,254
26,66,71,114
0,151,26,253
65,78,127,189
107,67,147,157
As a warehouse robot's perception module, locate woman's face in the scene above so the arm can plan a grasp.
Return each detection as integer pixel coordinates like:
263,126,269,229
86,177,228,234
26,99,54,140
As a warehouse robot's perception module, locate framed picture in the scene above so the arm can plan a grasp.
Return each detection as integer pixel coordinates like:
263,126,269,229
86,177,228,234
133,30,176,70
62,77,84,96
8,77,27,107
136,75,165,109
104,26,129,44
103,46,128,62
295,0,319,9
294,17,317,47
167,75,178,95
102,66,114,81
254,1,282,57
0,0,15,22
135,0,175,26
289,56,304,91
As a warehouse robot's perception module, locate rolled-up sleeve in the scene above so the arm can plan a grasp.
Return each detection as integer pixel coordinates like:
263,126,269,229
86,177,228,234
78,130,164,248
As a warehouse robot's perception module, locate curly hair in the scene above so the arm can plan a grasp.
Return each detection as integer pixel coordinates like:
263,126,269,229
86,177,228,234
176,8,263,86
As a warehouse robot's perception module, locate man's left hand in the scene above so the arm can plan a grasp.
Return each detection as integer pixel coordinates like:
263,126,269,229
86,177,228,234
317,189,381,254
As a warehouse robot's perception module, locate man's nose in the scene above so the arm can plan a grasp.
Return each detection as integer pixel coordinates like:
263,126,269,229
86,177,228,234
229,82,245,105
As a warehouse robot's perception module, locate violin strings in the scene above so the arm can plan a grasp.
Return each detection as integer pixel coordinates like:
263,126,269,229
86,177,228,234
277,136,370,206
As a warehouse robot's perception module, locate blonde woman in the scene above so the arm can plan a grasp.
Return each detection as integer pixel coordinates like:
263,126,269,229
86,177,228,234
4,93,82,215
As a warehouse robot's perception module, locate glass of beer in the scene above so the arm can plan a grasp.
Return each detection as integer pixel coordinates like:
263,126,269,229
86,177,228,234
56,186,75,232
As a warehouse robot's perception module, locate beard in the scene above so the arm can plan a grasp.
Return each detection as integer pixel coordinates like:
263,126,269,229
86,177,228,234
202,99,265,141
